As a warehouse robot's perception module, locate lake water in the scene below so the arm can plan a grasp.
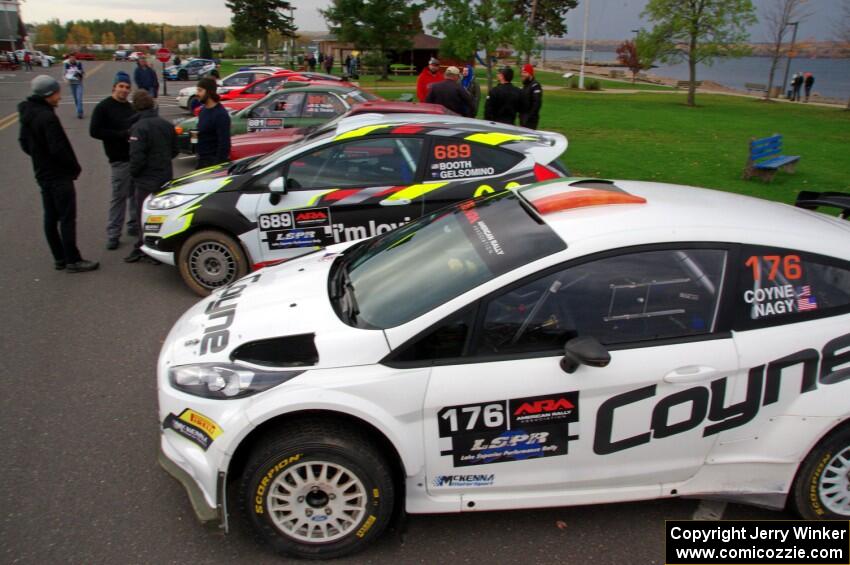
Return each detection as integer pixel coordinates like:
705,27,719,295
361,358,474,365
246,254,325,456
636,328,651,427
543,49,850,100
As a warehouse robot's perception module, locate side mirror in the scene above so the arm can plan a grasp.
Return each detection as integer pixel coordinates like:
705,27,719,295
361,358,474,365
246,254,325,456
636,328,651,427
269,176,287,194
560,336,611,374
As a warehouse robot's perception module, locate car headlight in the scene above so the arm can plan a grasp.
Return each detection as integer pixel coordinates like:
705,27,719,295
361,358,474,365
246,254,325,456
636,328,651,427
148,193,199,210
169,363,303,399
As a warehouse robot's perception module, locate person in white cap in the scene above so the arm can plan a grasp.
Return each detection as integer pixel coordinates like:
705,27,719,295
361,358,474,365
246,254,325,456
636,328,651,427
425,65,474,117
18,75,99,273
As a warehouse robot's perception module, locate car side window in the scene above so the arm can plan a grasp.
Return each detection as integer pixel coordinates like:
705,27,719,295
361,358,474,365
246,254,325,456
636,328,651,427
224,73,255,87
475,249,727,356
302,93,346,118
286,137,424,190
425,141,523,182
735,246,850,329
247,76,283,94
255,92,305,119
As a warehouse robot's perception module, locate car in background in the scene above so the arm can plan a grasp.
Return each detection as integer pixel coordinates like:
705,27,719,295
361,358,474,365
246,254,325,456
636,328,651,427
177,69,283,110
15,50,53,66
165,58,216,81
143,113,568,294
217,71,346,102
173,84,378,153
229,100,456,161
156,180,850,559
113,50,130,61
128,51,147,62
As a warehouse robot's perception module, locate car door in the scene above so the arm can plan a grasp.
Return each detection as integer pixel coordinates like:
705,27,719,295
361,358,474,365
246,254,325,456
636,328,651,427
248,136,427,262
244,92,306,133
299,92,348,129
726,246,850,451
418,246,741,501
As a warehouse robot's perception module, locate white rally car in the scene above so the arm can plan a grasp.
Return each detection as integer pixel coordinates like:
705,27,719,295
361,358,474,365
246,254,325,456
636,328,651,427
157,180,850,559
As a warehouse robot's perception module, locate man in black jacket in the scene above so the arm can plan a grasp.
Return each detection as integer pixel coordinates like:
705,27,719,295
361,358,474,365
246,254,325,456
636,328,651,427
425,66,474,117
519,64,543,129
18,75,98,273
484,67,522,125
195,77,231,169
124,90,178,263
90,71,138,250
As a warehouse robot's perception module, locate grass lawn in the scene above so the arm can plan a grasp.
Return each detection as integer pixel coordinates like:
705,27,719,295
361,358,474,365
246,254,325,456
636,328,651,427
538,91,850,204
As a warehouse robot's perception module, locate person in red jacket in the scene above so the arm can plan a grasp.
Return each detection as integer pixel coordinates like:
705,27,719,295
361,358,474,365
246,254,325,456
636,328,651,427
417,57,444,103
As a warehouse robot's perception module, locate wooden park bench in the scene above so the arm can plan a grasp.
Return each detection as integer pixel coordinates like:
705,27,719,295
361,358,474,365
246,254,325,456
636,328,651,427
609,69,625,79
742,134,800,182
744,82,768,94
675,80,702,89
390,64,416,75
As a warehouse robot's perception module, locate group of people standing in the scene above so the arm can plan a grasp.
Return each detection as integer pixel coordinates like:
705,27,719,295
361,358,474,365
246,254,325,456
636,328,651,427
789,72,816,102
416,58,542,128
18,70,188,272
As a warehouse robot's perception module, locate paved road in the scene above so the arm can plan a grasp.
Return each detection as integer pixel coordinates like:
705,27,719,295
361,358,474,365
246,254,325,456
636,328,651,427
0,62,790,564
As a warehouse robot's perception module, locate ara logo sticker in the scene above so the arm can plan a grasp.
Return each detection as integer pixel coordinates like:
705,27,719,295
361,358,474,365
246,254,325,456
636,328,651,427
293,207,331,228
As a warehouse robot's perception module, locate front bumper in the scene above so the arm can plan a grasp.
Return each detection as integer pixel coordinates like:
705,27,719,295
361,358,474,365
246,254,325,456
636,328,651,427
141,244,176,266
176,94,191,109
158,440,223,526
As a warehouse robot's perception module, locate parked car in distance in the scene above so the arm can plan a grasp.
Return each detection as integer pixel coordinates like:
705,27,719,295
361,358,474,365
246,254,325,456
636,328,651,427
113,50,130,61
229,100,456,161
174,84,378,153
165,58,216,81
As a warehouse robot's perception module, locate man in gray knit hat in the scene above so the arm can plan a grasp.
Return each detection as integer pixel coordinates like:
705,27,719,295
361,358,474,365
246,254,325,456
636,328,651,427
18,75,98,272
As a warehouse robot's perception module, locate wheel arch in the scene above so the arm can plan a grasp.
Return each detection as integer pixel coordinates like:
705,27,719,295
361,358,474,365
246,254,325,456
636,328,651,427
225,409,408,515
790,416,850,493
171,222,256,266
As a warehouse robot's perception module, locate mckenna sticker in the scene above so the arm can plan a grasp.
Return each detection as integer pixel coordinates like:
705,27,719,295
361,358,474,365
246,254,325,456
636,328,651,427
162,409,223,451
432,474,494,487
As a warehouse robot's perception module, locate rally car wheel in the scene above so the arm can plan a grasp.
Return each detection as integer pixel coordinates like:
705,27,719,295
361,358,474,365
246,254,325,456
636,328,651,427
238,421,395,560
792,427,850,519
178,69,188,81
178,230,248,296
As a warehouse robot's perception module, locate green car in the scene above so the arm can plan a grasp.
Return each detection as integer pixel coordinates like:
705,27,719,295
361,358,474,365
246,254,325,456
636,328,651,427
174,84,380,154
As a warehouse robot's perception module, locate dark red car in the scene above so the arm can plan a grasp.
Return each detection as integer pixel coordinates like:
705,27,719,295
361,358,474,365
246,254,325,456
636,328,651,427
229,100,456,161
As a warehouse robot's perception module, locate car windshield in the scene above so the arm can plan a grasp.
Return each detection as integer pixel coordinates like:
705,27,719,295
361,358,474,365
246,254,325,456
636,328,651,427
345,89,379,103
329,191,567,328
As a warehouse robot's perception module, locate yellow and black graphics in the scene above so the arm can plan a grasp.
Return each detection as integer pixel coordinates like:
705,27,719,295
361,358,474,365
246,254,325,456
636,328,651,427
162,408,223,451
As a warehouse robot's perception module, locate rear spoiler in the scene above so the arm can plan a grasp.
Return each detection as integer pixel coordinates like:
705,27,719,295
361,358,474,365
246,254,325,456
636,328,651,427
795,191,850,219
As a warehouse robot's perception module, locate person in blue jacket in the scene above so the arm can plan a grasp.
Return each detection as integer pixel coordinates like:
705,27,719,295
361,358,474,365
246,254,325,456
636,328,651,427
133,56,159,98
194,77,231,169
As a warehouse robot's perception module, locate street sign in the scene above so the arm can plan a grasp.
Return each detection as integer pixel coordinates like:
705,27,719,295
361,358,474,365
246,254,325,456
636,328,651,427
156,48,171,63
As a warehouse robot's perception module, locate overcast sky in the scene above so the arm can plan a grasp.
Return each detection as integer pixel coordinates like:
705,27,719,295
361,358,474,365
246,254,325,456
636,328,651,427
21,0,845,42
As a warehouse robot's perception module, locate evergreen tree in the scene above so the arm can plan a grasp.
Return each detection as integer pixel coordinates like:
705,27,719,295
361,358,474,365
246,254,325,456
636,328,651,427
226,0,296,64
199,26,213,59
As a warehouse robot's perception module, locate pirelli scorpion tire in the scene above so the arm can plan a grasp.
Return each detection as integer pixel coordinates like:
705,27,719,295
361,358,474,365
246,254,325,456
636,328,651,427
792,427,850,519
177,230,248,297
238,421,395,560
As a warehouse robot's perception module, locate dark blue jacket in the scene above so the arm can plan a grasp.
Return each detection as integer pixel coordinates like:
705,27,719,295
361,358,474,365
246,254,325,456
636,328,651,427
196,103,231,164
133,65,159,94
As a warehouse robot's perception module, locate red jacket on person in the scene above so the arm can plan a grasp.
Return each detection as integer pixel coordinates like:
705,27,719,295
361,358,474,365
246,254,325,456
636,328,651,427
417,67,444,103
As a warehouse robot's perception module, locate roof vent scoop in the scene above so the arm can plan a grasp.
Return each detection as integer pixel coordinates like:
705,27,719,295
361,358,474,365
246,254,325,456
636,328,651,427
231,334,318,367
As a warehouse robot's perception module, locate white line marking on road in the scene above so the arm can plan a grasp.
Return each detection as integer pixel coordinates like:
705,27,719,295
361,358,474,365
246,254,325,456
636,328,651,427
692,500,727,521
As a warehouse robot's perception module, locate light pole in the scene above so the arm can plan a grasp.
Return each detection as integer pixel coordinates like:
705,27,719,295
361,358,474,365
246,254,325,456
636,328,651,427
578,0,590,89
781,21,799,99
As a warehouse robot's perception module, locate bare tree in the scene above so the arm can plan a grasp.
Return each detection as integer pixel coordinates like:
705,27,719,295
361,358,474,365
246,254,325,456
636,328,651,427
763,0,810,100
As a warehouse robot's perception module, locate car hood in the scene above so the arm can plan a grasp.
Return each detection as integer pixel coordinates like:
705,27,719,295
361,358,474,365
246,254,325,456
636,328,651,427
178,86,195,96
158,166,234,193
160,246,389,369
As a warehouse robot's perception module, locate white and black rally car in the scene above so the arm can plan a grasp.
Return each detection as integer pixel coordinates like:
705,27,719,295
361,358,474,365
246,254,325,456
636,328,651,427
141,113,568,295
157,180,850,559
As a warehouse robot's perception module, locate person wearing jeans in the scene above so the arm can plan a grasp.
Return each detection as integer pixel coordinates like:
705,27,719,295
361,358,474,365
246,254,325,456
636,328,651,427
90,71,139,249
18,75,98,273
63,54,85,118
